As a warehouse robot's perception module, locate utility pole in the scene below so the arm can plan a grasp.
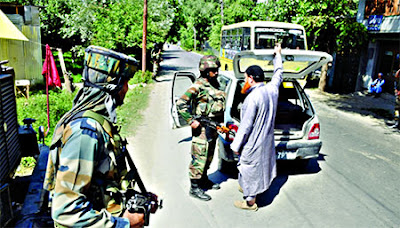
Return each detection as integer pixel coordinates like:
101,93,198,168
220,0,224,25
193,27,196,51
142,0,148,75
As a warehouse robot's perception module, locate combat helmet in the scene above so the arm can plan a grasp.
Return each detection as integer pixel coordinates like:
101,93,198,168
82,46,139,95
199,55,221,72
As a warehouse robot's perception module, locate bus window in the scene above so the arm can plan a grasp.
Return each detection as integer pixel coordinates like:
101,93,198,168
242,27,250,50
225,29,232,49
232,29,238,50
254,27,305,50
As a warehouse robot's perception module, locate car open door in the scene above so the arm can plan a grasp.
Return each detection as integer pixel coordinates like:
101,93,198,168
233,49,333,79
170,72,196,128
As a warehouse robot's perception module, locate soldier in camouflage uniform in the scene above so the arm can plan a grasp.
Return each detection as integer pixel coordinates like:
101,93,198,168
43,46,145,227
176,55,226,201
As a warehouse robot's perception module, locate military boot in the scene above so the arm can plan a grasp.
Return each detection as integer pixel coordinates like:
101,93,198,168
190,179,211,201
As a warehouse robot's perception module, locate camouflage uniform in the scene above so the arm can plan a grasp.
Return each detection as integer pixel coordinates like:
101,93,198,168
44,111,130,228
44,46,138,227
176,56,226,180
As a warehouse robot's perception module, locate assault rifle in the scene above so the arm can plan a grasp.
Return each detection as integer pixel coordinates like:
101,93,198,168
192,115,236,141
121,140,163,226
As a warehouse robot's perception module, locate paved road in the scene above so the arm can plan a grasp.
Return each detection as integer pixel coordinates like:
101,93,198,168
126,47,400,228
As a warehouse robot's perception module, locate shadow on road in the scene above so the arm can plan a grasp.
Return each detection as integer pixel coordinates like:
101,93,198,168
256,175,288,207
178,137,192,143
208,154,325,208
160,65,196,73
308,89,395,123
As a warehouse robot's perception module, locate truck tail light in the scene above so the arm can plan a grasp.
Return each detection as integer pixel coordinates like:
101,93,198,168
308,123,320,140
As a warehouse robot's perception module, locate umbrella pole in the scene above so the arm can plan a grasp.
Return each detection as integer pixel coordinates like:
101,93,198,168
46,51,50,136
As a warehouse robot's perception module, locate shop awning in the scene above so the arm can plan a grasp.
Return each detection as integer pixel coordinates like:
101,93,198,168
0,9,28,41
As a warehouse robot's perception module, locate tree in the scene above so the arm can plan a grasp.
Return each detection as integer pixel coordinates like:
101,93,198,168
264,0,368,54
31,0,173,57
169,0,219,50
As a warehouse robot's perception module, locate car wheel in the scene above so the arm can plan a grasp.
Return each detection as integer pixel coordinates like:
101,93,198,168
218,159,238,174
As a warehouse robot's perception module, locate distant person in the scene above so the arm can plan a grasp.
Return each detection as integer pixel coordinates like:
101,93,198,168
368,72,385,97
151,43,163,78
230,43,283,211
176,55,226,201
390,65,400,129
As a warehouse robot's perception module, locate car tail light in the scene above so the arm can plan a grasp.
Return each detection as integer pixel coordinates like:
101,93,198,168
308,123,320,140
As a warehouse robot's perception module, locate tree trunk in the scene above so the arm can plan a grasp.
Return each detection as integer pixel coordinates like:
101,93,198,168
142,0,148,76
57,49,74,93
318,63,329,92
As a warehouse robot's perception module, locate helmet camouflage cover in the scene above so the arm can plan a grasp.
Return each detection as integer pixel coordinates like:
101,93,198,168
199,55,221,72
83,46,138,85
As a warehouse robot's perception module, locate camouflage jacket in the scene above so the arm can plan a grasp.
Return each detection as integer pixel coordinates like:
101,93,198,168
176,77,226,123
44,110,131,228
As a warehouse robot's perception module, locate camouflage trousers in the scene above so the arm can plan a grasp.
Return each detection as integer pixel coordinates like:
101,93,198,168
189,126,217,179
395,96,400,120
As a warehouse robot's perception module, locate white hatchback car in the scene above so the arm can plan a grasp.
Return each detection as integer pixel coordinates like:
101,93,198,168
171,49,332,172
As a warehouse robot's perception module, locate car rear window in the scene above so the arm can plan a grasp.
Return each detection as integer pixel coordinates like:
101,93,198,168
231,80,303,120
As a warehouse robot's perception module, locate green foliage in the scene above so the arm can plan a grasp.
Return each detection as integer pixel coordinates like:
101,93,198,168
72,74,83,83
15,157,36,176
29,0,173,77
263,0,367,54
16,81,152,144
222,0,256,25
91,0,143,50
208,21,222,50
20,156,36,168
17,90,77,145
173,0,220,51
131,71,153,84
50,49,84,83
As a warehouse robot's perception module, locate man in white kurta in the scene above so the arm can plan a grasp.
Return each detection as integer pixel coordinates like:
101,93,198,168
231,44,283,211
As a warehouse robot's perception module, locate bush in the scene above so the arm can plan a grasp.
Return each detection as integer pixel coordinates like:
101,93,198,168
17,89,77,145
131,70,153,84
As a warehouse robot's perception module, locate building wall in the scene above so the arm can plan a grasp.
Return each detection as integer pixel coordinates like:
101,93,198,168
357,0,400,93
0,6,43,85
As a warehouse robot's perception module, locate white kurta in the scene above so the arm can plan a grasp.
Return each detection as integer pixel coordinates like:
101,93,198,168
230,55,283,197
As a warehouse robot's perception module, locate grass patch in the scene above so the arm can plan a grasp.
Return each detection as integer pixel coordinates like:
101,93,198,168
131,70,153,84
17,90,78,146
117,84,152,137
16,76,152,172
14,157,36,177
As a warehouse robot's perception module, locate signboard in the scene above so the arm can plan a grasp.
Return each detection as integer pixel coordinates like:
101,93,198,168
367,15,383,31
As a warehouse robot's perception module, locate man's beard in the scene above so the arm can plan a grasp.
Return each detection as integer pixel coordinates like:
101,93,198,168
241,80,252,94
208,76,220,88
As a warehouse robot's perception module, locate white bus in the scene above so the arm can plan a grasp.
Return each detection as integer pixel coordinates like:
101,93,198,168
220,21,308,71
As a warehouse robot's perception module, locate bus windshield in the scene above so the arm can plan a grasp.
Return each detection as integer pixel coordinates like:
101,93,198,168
255,27,305,50
219,21,308,71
